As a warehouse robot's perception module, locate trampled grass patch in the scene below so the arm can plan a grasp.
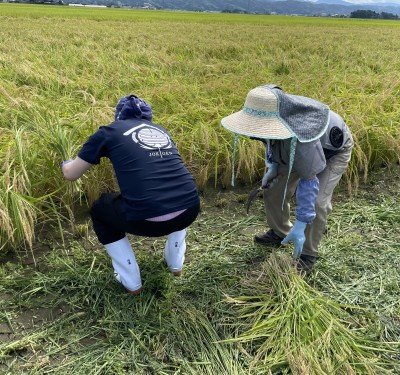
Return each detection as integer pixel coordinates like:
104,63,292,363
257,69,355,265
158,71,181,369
0,173,399,374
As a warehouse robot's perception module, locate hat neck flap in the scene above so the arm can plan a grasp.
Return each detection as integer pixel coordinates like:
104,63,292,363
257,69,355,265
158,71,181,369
261,85,330,143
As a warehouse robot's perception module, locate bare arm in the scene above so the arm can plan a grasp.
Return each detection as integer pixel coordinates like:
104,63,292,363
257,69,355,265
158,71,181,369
62,157,92,181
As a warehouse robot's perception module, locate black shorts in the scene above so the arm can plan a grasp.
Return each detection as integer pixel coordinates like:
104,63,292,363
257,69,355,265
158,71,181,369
90,193,200,245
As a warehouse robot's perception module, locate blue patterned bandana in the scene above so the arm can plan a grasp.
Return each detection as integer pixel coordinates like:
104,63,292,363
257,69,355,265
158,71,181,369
115,95,153,121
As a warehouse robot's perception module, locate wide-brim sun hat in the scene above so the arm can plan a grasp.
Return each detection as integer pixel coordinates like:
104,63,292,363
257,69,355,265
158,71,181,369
221,85,331,191
221,85,331,143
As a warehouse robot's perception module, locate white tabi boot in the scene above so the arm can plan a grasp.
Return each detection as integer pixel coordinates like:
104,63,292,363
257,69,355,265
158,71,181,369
104,236,142,295
164,229,186,276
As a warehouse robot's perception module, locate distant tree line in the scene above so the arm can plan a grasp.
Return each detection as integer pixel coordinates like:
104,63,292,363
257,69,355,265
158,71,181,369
350,9,399,19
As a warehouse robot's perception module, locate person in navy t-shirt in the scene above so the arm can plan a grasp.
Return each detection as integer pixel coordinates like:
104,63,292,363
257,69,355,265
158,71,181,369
61,95,200,295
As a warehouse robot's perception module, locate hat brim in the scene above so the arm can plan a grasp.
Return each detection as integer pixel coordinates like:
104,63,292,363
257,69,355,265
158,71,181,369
221,110,294,139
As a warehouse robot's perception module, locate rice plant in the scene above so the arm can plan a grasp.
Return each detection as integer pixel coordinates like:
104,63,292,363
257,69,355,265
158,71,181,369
0,127,38,252
226,253,397,374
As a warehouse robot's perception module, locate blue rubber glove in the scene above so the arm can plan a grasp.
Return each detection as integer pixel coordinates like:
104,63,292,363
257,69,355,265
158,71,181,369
281,220,307,259
262,162,278,188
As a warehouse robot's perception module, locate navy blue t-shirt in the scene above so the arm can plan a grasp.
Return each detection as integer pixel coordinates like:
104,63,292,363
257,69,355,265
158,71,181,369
78,118,200,220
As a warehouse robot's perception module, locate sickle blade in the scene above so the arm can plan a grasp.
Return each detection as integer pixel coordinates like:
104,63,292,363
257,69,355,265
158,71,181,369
246,187,262,215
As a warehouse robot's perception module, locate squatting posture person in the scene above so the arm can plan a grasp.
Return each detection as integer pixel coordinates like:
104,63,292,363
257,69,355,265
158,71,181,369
221,85,353,274
62,95,200,294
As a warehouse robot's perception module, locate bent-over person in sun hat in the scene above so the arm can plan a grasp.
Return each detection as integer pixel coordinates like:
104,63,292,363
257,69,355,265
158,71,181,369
61,95,200,295
221,85,353,274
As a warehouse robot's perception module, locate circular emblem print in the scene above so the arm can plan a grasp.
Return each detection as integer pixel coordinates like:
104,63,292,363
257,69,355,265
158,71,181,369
124,124,173,150
137,128,170,149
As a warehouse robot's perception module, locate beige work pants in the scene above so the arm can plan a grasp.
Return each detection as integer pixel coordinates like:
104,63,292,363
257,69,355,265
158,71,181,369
263,135,354,257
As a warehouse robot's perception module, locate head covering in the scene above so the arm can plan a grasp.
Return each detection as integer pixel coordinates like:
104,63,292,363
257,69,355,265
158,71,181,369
221,85,330,195
115,95,153,121
221,85,330,143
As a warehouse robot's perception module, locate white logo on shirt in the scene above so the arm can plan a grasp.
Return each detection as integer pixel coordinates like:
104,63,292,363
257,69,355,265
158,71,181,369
124,124,173,157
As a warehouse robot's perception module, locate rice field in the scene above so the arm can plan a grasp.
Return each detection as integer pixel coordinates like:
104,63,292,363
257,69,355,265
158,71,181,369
0,4,400,374
1,5,400,251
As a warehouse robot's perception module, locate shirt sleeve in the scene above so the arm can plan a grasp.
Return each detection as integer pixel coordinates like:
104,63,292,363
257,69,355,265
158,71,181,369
77,127,108,165
295,177,319,224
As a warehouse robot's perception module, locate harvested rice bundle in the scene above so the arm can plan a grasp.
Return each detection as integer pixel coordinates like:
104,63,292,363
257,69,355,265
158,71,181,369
226,253,396,375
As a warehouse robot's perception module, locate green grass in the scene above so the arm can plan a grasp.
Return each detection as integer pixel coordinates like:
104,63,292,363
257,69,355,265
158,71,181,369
0,168,399,374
